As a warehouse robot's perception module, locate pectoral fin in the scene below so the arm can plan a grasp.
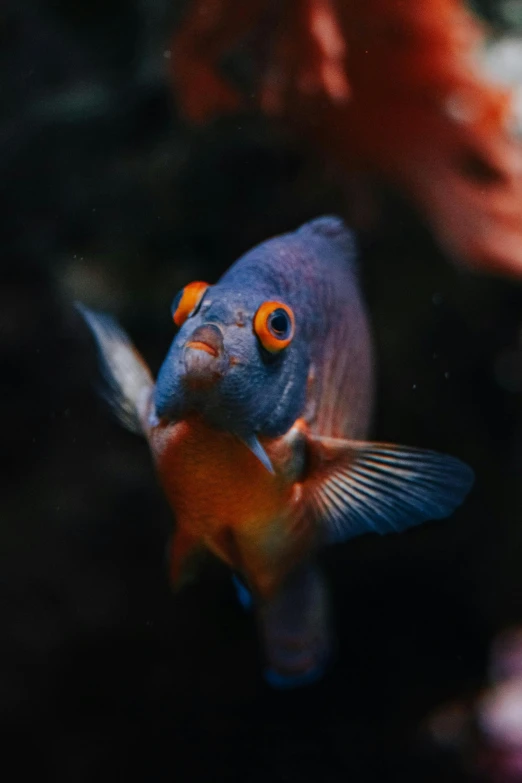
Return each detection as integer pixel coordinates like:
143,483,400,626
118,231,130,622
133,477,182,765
299,435,474,544
77,304,154,435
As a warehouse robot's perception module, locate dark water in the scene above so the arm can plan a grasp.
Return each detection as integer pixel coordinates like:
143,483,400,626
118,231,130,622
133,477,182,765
2,2,521,781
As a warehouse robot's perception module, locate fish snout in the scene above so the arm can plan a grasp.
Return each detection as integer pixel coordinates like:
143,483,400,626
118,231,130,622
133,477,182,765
183,324,228,387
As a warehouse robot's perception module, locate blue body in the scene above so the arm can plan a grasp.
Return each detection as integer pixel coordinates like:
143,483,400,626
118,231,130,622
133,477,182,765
155,216,373,441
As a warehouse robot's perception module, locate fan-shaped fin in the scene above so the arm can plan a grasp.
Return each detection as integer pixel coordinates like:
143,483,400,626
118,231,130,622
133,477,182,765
300,436,474,544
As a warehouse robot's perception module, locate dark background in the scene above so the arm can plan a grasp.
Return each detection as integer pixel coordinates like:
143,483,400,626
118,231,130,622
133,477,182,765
2,1,522,780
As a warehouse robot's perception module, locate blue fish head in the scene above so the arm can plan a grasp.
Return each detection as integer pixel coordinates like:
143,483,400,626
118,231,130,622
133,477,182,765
154,282,310,439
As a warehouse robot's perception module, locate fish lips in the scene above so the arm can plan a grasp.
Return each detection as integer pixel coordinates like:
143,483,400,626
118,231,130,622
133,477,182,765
182,323,229,389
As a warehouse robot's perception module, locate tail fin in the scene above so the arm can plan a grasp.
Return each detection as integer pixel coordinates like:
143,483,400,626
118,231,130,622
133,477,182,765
259,562,333,689
77,304,154,435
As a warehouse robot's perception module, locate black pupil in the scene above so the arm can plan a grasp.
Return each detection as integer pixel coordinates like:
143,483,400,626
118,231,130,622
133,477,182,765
269,309,290,338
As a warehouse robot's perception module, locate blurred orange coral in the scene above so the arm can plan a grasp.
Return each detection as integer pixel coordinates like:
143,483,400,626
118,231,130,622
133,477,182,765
170,0,522,277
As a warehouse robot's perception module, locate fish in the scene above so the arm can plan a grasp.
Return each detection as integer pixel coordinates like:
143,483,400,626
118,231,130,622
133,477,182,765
78,216,474,688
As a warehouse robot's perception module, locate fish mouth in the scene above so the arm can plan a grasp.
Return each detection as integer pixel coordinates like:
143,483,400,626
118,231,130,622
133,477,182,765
185,324,224,357
182,323,227,387
185,339,218,357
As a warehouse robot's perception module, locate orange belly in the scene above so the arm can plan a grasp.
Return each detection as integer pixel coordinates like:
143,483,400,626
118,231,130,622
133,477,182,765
148,415,305,595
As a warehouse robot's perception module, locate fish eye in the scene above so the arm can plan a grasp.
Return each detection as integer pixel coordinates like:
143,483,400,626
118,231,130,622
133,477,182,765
254,301,295,352
172,281,209,327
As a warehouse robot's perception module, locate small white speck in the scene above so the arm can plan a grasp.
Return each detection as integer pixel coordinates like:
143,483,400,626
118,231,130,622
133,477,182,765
412,384,417,390
444,371,450,379
163,50,172,60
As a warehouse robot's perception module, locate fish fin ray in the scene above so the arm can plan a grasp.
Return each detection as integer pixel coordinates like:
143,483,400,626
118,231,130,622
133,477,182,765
239,433,275,474
77,303,154,435
302,436,474,544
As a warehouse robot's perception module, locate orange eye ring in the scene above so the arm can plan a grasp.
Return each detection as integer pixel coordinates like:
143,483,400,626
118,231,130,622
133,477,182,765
172,281,209,327
254,301,295,353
